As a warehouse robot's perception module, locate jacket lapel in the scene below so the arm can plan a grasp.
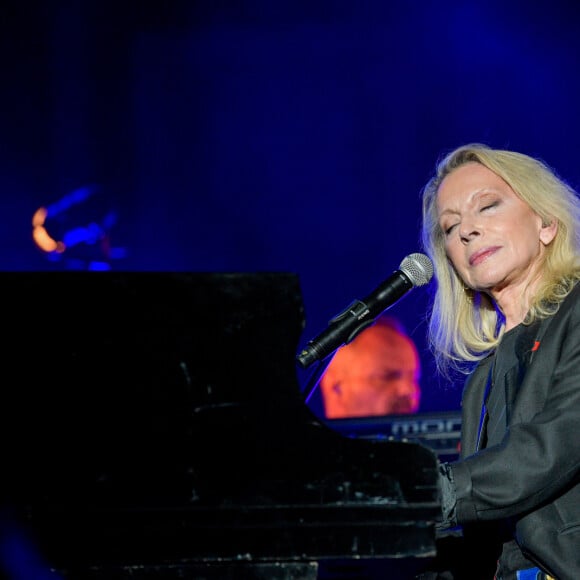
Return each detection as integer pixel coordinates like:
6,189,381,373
461,318,549,457
460,355,494,458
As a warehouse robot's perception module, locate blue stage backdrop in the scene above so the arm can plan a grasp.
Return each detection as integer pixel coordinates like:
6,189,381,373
3,1,580,413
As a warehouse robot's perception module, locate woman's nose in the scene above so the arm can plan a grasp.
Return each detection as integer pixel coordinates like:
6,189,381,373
458,217,481,242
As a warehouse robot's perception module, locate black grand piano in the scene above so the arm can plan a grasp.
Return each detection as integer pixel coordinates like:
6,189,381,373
0,272,441,579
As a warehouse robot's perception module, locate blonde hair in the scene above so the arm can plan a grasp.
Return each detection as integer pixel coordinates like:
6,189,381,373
421,143,580,377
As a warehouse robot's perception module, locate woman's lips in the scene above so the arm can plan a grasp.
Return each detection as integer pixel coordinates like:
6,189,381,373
469,246,500,266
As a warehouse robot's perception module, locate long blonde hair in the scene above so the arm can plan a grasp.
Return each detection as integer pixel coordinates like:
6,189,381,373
421,143,580,377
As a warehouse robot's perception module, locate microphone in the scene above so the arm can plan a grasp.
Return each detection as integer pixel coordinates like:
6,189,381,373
296,252,434,369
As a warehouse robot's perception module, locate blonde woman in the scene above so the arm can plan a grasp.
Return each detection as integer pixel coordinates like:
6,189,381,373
420,143,580,580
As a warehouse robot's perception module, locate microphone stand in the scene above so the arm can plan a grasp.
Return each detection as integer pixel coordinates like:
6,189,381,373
300,349,337,405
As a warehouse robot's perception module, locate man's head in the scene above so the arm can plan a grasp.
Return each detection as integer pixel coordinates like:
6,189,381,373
319,316,421,419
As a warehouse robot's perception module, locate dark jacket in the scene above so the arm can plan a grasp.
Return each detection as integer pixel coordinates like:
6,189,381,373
452,282,580,579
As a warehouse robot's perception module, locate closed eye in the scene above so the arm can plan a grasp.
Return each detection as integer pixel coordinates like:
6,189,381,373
381,371,403,381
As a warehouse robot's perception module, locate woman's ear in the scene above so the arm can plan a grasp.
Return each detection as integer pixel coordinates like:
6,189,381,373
540,218,558,246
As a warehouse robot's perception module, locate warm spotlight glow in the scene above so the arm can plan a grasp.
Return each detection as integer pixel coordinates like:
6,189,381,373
32,207,47,227
32,207,66,253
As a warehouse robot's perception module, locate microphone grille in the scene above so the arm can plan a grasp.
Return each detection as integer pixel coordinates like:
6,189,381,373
399,252,434,287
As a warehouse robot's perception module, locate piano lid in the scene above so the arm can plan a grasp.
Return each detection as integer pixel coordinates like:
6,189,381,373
0,272,440,575
2,271,307,497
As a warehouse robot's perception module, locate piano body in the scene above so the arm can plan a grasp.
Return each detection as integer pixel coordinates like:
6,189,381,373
0,272,441,579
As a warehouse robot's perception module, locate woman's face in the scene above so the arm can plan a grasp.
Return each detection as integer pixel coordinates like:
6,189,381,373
436,162,556,304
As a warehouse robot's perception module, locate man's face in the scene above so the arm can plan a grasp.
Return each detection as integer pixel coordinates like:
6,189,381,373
321,325,421,418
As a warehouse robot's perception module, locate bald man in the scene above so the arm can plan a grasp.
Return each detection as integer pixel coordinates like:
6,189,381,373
319,315,421,418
